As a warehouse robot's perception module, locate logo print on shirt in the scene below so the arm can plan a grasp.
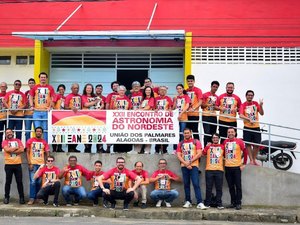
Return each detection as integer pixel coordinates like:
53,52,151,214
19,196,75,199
10,94,21,110
157,99,167,110
32,142,43,158
225,142,236,159
131,96,142,110
37,87,49,105
113,173,126,192
209,146,221,164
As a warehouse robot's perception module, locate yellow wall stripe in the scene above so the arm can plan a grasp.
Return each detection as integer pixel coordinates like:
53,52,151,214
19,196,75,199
34,40,50,84
184,32,192,88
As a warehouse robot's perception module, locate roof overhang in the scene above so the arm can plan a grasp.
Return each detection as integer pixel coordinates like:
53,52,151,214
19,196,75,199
12,30,186,41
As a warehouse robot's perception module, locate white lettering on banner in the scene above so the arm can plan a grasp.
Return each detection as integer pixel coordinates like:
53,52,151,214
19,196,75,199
106,110,179,144
48,110,179,144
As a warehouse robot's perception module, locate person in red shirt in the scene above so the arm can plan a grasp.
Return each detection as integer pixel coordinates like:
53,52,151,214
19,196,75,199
95,84,106,153
186,74,203,140
98,157,142,210
26,126,50,205
239,90,264,165
5,80,27,140
59,155,91,206
155,86,173,154
131,161,149,209
52,84,66,152
0,82,8,148
150,159,181,208
24,78,36,142
216,82,241,143
105,81,120,110
202,133,225,209
64,83,82,153
142,77,159,97
29,72,55,143
201,81,220,146
86,160,110,207
223,127,247,210
176,127,207,209
34,155,61,207
2,128,25,204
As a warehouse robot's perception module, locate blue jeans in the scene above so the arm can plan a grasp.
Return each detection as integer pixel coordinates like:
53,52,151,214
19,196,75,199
24,115,33,142
62,185,87,204
8,115,23,140
181,166,203,204
150,189,179,203
33,111,48,142
29,164,42,199
87,184,109,204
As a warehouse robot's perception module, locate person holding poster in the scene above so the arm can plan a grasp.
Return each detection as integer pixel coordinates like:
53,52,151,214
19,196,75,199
154,86,173,154
150,159,181,208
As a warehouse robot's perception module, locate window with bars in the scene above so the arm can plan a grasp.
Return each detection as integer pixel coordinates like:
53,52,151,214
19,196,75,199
192,47,300,64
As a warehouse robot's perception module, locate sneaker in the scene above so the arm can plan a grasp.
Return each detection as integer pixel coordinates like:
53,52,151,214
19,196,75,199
165,201,171,208
103,200,109,208
196,203,209,210
66,203,72,207
123,203,129,211
156,200,163,208
217,205,225,210
53,203,59,207
110,203,116,210
141,203,147,209
227,204,236,209
73,201,79,206
127,150,137,154
42,201,49,206
3,198,9,204
183,201,192,208
27,199,34,205
235,204,242,210
19,198,25,205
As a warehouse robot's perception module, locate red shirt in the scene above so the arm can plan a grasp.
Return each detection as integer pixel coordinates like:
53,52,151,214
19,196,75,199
95,95,106,109
113,96,132,110
202,92,218,116
87,170,105,191
151,169,178,190
65,93,82,109
216,93,241,122
223,138,247,167
173,94,191,121
131,169,149,183
186,86,203,116
0,92,6,119
24,89,34,116
129,91,143,110
81,95,97,110
103,167,137,191
176,138,202,167
36,166,60,186
5,90,27,116
203,144,224,171
30,84,55,111
239,101,261,128
64,164,91,187
53,94,65,110
155,95,173,110
140,96,155,110
2,138,24,165
26,137,50,165
105,92,118,109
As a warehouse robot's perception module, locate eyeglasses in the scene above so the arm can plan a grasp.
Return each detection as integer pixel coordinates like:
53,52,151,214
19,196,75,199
159,162,166,164
47,160,54,162
14,83,21,86
117,161,125,164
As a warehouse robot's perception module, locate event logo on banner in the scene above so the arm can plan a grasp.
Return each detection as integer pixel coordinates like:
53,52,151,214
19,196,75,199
106,110,179,144
49,110,179,144
49,110,107,144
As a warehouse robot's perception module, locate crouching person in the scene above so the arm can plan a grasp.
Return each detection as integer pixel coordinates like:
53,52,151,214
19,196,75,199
87,160,110,207
98,157,142,210
150,159,181,208
34,155,61,207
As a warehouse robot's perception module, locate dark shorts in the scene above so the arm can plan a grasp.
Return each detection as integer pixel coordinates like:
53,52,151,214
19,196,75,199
243,127,261,144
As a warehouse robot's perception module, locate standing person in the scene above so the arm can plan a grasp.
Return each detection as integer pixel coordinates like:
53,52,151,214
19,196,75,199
142,77,159,97
98,157,142,210
131,161,149,209
150,159,181,208
24,78,36,142
224,127,247,210
0,82,8,148
34,155,61,207
64,83,82,153
4,80,27,140
29,72,55,143
239,90,264,165
105,81,120,153
186,74,203,140
202,133,225,209
95,84,106,153
59,155,90,206
216,82,241,143
173,84,191,149
139,86,155,154
82,83,100,153
154,86,173,154
26,126,50,205
52,84,66,152
86,160,110,207
176,128,207,209
2,128,25,204
202,81,220,146
112,85,132,153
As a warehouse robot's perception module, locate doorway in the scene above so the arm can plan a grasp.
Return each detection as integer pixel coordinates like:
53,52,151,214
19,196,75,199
117,70,149,92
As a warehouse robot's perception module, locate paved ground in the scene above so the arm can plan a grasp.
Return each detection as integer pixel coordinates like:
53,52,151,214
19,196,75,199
0,202,299,224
